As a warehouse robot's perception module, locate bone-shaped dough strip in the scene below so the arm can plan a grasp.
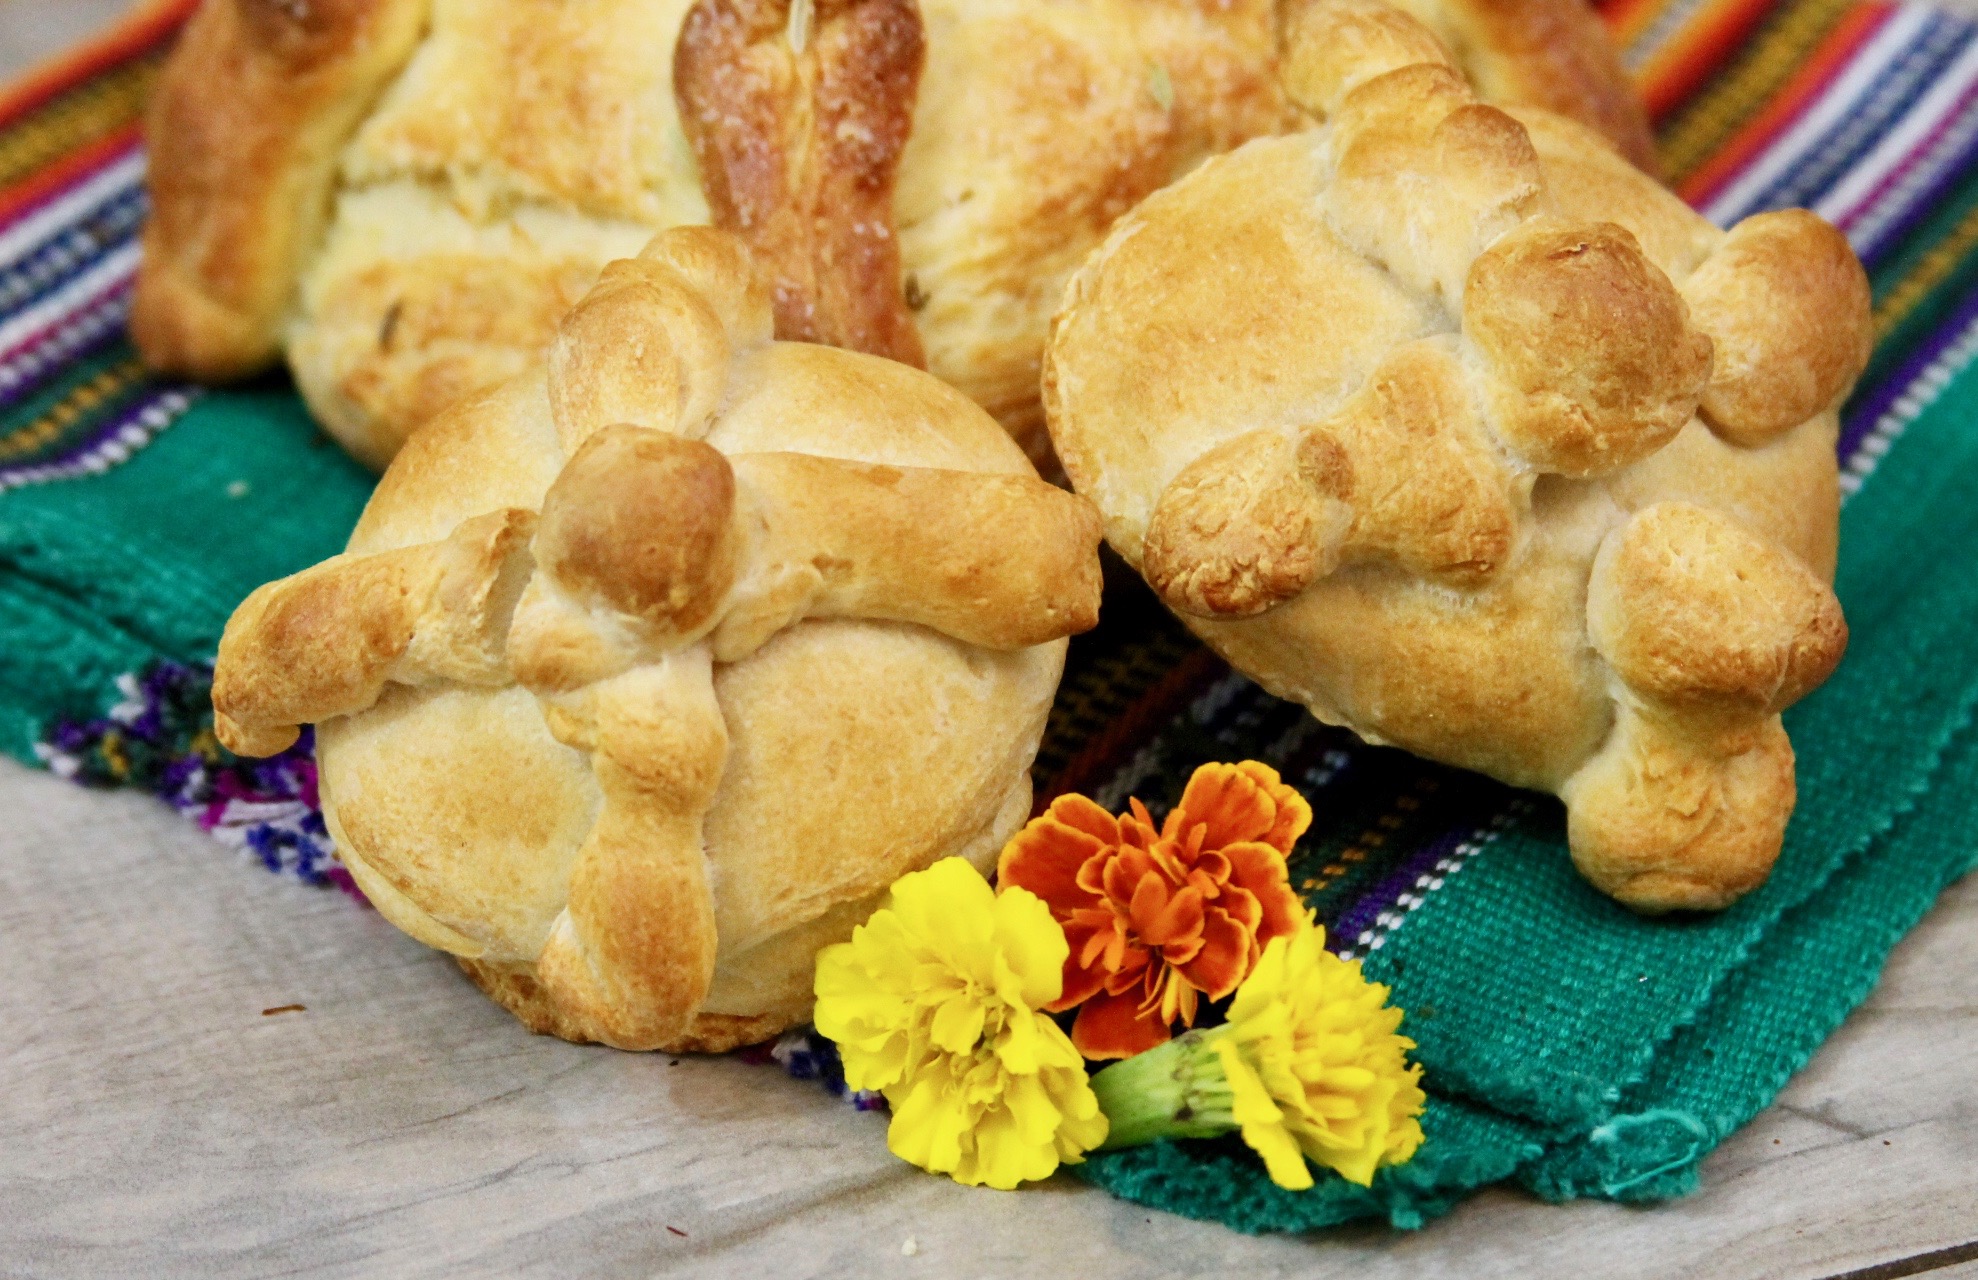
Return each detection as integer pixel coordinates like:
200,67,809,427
530,655,728,1050
675,0,926,366
132,0,430,380
212,508,535,757
1565,502,1847,910
1140,340,1518,618
530,424,1105,661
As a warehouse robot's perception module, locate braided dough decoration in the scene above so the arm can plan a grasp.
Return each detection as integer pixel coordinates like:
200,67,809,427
133,0,1651,469
1044,0,1865,912
213,228,1104,1050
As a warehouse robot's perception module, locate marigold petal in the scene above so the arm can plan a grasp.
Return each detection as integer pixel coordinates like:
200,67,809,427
1216,1037,1315,1191
930,992,987,1056
1002,1071,1067,1148
996,1005,1048,1076
1048,921,1113,1013
1222,842,1303,943
1104,845,1157,904
1237,760,1315,853
1045,792,1121,846
988,885,1070,1009
1215,884,1264,938
1133,880,1204,949
1053,1068,1110,1156
1154,970,1201,1029
1100,951,1152,997
888,1067,969,1177
1180,907,1252,1000
997,808,1109,916
968,1097,1057,1190
1070,989,1173,1060
1176,762,1282,849
886,858,995,977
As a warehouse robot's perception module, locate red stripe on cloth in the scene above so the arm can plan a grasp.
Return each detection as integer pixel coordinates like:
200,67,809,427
1636,0,1798,120
0,125,141,230
1675,2,1896,205
0,0,198,133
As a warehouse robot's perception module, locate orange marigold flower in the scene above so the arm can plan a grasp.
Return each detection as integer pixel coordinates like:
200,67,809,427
996,761,1312,1060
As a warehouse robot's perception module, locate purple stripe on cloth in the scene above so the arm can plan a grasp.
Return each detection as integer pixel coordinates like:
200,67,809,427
1327,817,1489,954
0,380,193,489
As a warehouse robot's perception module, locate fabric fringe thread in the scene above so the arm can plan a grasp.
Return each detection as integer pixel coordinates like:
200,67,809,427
35,660,358,895
742,1028,886,1111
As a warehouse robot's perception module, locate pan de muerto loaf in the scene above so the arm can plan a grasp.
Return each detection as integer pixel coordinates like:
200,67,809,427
1043,0,1864,911
131,0,1651,468
211,228,1104,1050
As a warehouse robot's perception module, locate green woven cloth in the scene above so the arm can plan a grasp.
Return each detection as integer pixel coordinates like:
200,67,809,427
0,389,370,761
1076,353,1978,1230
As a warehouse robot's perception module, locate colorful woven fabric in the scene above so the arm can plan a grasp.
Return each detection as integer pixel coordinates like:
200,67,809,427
0,0,1974,1233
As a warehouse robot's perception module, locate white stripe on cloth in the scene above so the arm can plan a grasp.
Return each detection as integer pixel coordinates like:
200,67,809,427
1841,312,1978,498
0,237,138,360
1701,4,1938,227
1819,35,1978,246
0,285,128,394
0,146,143,271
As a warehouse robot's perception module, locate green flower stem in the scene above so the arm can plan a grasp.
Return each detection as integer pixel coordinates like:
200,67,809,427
1091,1028,1239,1150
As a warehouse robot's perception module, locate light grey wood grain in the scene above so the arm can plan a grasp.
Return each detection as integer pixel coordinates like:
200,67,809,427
0,759,1972,1279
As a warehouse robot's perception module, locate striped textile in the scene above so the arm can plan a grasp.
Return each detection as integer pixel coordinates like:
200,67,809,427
0,0,197,494
5,0,1978,1019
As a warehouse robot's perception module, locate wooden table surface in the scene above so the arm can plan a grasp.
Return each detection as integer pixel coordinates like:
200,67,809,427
3,758,1974,1279
0,2,1972,1275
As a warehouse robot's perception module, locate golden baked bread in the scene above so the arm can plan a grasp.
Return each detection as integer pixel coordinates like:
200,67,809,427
210,228,1105,1051
1043,0,1865,912
134,0,1652,468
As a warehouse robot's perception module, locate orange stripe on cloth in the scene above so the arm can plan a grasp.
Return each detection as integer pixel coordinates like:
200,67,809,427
0,123,141,228
1633,0,1791,119
1601,0,1673,50
1675,1,1894,204
0,0,197,133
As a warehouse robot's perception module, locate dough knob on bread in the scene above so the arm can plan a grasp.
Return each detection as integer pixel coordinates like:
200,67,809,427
1683,210,1873,447
1464,218,1713,476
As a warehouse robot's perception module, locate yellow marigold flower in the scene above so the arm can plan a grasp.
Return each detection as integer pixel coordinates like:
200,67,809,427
1089,919,1425,1190
813,858,1109,1190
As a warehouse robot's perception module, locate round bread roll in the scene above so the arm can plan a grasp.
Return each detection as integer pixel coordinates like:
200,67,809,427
132,0,1652,468
210,228,1105,1051
1043,0,1866,912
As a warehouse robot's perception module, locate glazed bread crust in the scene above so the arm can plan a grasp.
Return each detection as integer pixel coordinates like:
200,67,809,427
131,0,429,380
213,228,1105,1050
135,0,1656,468
1044,0,1865,912
676,0,927,365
